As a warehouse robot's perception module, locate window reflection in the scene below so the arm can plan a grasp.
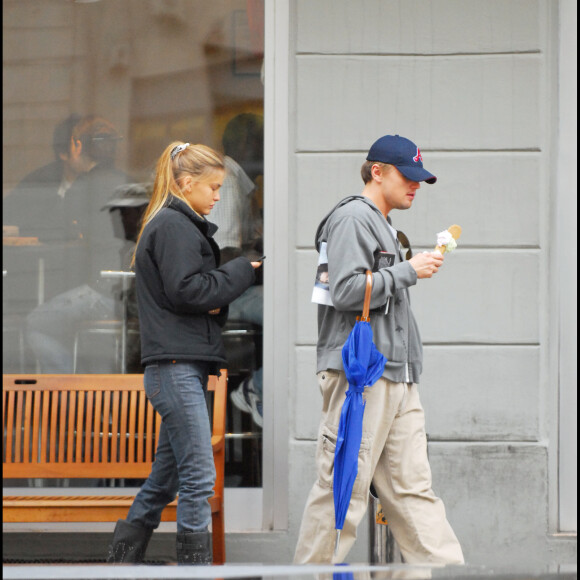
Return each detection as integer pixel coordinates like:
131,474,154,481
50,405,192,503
3,0,264,490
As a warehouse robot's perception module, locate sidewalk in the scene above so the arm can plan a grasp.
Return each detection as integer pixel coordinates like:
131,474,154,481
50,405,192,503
3,562,577,580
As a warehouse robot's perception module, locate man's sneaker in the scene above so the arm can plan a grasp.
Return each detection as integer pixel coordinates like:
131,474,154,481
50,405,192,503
230,378,263,428
248,391,263,428
230,379,253,414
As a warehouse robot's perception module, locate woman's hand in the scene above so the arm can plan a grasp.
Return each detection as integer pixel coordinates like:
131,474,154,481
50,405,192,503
250,261,263,269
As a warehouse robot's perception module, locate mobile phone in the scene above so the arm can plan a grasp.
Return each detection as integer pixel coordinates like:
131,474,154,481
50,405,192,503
258,255,266,261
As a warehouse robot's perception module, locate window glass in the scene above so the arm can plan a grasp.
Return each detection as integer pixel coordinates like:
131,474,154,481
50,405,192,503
3,0,264,490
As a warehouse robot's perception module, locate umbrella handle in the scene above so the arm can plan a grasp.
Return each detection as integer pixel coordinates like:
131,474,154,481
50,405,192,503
358,269,373,322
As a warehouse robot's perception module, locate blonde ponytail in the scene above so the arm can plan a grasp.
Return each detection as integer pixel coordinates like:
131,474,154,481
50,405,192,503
131,142,224,268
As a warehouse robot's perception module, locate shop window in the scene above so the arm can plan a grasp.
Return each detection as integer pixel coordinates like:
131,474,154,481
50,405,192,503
3,0,265,493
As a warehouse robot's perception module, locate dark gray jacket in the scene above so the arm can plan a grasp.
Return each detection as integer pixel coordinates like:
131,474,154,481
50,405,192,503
315,196,423,383
135,196,255,369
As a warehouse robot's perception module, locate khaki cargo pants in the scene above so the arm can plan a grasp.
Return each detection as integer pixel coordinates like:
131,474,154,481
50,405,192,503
294,370,464,565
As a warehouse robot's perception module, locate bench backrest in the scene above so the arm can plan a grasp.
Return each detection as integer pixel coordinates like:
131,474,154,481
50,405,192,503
3,373,226,480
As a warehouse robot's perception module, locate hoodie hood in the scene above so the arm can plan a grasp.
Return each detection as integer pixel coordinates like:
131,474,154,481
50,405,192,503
314,195,390,251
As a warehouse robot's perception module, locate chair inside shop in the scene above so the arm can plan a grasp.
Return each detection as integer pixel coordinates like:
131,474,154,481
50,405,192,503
221,319,262,487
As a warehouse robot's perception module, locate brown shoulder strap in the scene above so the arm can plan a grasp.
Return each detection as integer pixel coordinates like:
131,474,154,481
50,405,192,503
359,270,373,322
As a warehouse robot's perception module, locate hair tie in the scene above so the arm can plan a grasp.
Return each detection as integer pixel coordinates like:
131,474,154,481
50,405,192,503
170,142,189,160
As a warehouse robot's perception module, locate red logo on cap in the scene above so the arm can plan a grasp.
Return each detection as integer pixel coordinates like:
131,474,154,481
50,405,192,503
413,148,423,163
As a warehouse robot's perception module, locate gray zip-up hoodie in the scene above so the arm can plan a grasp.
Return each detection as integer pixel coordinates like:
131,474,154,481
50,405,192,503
315,195,423,384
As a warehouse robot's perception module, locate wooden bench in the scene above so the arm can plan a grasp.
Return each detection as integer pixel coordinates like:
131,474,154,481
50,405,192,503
2,372,227,564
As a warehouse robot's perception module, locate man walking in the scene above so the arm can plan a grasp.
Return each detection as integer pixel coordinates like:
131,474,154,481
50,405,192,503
294,135,464,565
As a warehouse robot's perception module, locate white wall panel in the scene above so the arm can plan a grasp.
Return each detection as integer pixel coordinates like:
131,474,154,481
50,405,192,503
297,0,540,55
296,55,541,151
295,249,320,345
429,443,548,565
294,346,320,440
411,250,539,343
421,346,540,440
296,152,541,248
288,442,317,544
556,0,578,533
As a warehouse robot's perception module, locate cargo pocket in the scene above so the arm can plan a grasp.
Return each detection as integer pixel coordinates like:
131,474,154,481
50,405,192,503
317,424,338,490
317,423,372,498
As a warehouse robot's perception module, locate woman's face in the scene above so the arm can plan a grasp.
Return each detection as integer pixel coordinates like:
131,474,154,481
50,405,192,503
183,169,225,216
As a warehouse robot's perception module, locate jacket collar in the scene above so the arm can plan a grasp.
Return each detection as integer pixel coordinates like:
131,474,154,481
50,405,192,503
167,195,218,237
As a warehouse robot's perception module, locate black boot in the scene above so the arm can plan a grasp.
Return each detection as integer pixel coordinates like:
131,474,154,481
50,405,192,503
176,530,213,565
107,519,153,563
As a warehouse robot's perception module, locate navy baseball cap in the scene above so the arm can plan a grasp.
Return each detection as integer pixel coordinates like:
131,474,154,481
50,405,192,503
366,134,437,184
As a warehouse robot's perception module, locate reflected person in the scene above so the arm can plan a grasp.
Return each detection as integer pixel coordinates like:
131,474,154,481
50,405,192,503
3,113,83,243
25,115,131,373
101,182,152,373
3,113,83,372
211,113,265,427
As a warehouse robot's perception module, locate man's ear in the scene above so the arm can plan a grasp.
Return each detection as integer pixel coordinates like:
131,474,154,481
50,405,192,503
70,137,82,158
371,163,383,182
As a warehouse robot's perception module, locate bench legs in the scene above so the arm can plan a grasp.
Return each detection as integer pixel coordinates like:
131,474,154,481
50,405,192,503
211,503,226,564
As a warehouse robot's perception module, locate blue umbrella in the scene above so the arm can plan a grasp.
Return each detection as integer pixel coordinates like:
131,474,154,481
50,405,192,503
333,270,387,557
333,564,354,580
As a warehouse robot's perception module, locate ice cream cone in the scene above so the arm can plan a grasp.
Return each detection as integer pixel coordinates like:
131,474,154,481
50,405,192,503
434,224,462,254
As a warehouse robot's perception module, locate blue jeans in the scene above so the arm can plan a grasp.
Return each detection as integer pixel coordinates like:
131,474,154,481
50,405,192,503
126,361,216,533
26,284,116,373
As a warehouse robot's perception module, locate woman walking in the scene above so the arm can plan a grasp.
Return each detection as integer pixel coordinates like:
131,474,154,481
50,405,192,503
107,142,261,564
